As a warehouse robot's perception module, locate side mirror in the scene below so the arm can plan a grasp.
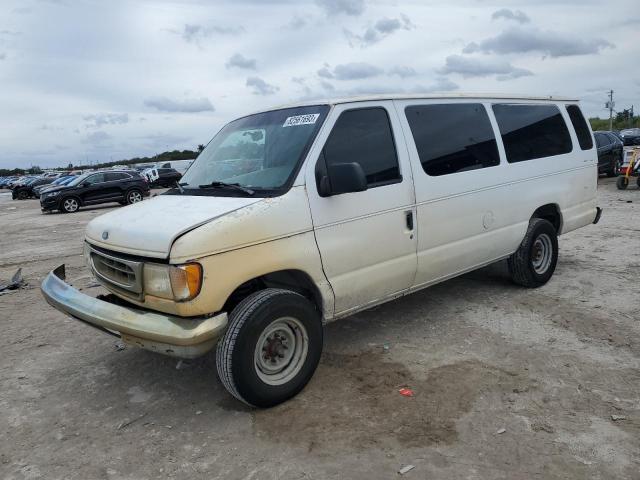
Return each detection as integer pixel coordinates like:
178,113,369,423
318,162,367,197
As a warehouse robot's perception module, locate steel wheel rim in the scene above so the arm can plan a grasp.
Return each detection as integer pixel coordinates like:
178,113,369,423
254,316,308,386
129,191,142,203
532,233,553,274
64,198,78,212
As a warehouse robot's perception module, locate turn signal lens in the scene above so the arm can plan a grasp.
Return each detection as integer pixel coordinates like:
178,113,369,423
169,263,202,301
143,262,202,301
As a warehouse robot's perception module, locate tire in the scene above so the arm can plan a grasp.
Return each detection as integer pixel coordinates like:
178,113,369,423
17,190,28,200
606,159,618,177
508,218,558,288
636,176,640,188
216,288,323,408
125,189,143,205
60,197,80,213
617,176,628,190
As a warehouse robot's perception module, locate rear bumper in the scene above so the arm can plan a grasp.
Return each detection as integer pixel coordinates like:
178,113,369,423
41,265,227,358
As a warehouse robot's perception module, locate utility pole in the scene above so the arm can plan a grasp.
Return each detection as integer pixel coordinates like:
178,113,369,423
606,90,614,131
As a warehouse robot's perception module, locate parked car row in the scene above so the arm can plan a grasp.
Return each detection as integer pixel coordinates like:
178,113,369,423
1,169,151,213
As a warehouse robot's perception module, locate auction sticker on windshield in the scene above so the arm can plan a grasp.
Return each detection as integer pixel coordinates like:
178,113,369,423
283,114,320,127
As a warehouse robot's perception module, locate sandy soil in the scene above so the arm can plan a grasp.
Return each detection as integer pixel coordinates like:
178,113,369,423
0,178,639,479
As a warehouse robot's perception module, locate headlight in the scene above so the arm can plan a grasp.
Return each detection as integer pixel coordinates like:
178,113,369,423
46,191,60,197
143,263,202,301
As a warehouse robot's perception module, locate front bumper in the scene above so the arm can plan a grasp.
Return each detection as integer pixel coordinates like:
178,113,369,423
41,265,228,358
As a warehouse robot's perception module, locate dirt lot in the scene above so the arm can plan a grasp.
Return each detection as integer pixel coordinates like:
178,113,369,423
1,178,639,480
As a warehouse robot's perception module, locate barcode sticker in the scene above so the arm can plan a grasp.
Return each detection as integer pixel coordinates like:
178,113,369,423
283,114,320,127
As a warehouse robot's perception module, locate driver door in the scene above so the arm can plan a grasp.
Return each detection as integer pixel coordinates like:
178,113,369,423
305,102,417,316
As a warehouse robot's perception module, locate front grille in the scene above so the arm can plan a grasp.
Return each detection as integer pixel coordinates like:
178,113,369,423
88,246,143,297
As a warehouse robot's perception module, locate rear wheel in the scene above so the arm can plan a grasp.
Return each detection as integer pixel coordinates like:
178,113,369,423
617,176,629,190
508,218,558,288
17,190,28,200
125,189,143,205
216,289,323,408
607,158,619,177
61,197,80,213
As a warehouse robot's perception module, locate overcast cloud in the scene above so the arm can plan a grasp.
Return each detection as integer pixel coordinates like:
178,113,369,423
0,0,637,169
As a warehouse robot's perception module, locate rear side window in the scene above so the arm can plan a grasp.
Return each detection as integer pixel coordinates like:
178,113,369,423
594,132,610,148
492,104,573,163
566,104,593,150
405,103,500,176
321,107,400,187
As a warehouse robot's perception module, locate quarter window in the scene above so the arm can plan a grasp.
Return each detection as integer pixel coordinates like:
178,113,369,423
492,104,573,163
566,104,593,150
405,103,500,176
320,108,400,187
85,173,105,184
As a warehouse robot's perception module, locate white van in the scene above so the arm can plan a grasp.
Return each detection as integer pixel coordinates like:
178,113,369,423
42,94,601,407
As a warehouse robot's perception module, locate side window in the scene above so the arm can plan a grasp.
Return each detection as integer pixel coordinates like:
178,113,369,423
85,173,105,185
405,103,500,176
321,107,400,187
566,104,593,150
105,172,127,181
492,104,573,163
595,133,610,148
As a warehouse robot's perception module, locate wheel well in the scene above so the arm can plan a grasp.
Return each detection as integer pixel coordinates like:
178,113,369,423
531,204,562,233
222,270,323,314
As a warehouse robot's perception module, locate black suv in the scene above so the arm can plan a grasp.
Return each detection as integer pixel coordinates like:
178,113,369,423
152,167,183,187
594,131,623,177
40,170,150,213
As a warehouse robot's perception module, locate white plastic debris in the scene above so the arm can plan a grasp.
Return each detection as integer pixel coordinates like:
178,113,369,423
496,428,506,434
611,415,626,421
398,465,415,475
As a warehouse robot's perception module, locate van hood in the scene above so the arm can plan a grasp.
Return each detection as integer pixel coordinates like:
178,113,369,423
85,194,262,258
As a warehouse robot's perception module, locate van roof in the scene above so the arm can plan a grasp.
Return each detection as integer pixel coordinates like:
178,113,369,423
262,93,580,112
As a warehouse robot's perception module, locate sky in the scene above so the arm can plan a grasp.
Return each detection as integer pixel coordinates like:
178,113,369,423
0,0,638,169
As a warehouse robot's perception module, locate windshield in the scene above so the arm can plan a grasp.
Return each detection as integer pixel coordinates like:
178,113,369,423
179,105,329,195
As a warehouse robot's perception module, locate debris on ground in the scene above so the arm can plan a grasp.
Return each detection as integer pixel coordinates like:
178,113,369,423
116,412,148,431
496,428,506,434
398,388,414,397
195,411,203,415
0,268,24,292
398,465,415,475
114,342,126,352
175,360,191,370
611,415,627,421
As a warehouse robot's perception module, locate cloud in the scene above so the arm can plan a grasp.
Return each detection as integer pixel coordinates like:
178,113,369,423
464,27,613,57
331,62,384,80
388,66,417,78
317,66,334,79
246,76,279,95
83,131,111,144
225,53,256,70
346,15,414,47
320,80,335,91
315,0,365,16
83,113,129,128
143,96,215,113
173,23,244,44
491,8,530,24
439,55,533,80
285,15,308,29
0,52,5,60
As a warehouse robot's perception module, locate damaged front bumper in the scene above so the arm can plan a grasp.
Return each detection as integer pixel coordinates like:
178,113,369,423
41,265,228,358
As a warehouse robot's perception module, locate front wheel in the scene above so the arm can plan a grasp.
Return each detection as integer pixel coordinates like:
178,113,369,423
606,159,619,177
617,176,629,190
508,218,558,288
216,289,323,408
60,197,80,213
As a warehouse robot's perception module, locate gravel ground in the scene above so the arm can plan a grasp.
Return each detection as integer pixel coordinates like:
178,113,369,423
0,178,639,480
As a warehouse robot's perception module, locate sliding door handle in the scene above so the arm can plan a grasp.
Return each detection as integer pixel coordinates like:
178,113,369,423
405,210,414,231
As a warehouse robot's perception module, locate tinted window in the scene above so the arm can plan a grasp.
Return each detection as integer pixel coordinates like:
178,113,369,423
105,172,129,181
405,103,500,176
492,104,573,162
85,173,105,185
595,133,610,148
321,108,400,187
566,104,593,150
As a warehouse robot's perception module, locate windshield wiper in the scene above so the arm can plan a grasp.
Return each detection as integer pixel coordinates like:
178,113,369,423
173,181,186,194
198,181,255,195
